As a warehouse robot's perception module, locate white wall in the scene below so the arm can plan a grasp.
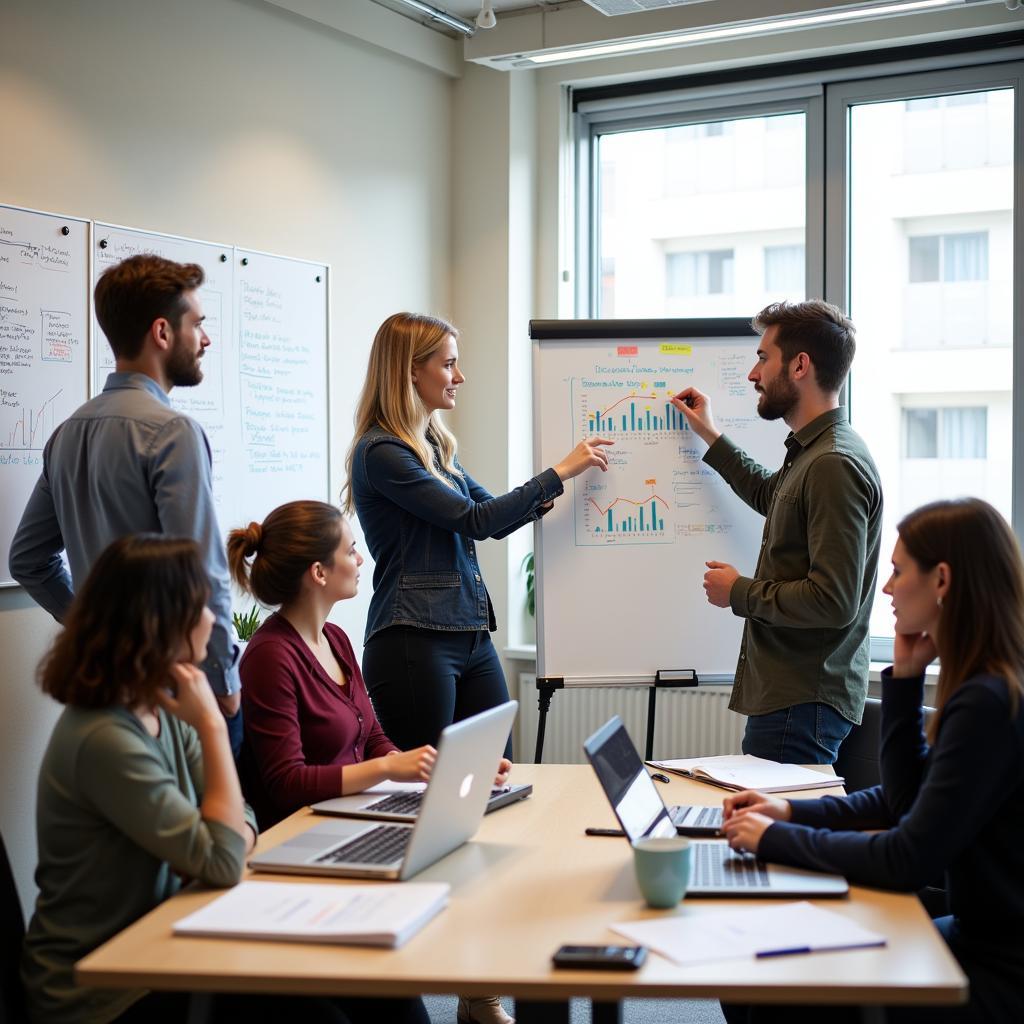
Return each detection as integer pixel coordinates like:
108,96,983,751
0,0,455,914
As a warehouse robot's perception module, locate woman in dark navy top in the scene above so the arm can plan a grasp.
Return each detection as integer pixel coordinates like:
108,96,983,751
229,500,448,830
343,312,611,762
721,498,1024,1023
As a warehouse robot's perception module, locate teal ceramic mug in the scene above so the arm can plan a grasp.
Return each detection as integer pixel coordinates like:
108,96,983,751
631,836,692,908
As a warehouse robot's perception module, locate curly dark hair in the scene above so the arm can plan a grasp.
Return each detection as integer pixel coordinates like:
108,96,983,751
38,535,209,708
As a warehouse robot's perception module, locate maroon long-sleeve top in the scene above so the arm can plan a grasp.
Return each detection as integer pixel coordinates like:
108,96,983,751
239,612,398,827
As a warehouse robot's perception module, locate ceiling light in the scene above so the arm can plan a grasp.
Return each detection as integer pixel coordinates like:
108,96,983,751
476,1,497,30
519,0,964,66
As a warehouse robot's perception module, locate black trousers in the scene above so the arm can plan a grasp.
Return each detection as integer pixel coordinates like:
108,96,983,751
363,626,513,760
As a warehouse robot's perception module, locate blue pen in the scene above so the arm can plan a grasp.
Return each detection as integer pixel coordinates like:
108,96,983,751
756,946,812,958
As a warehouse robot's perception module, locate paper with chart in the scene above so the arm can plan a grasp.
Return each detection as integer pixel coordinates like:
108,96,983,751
533,332,788,683
0,205,89,587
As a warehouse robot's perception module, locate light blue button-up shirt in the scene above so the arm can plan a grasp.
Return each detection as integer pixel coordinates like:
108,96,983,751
9,372,239,696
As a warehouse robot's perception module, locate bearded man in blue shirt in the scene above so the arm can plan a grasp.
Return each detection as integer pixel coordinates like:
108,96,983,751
9,254,241,750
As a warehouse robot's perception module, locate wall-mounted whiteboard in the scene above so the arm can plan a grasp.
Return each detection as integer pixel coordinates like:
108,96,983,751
235,248,329,524
0,204,89,587
91,225,329,533
531,319,788,686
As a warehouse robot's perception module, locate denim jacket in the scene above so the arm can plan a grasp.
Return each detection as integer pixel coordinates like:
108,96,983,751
351,427,563,642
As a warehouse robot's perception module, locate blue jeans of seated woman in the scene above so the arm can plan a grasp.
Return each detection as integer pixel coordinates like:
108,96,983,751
741,701,852,765
363,626,513,760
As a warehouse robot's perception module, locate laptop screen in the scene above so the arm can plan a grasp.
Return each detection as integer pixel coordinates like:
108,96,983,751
584,717,675,841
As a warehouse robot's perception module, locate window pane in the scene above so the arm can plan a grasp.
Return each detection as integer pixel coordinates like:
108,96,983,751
597,112,805,317
903,409,937,458
941,407,986,458
943,231,988,282
764,244,805,292
908,236,939,282
849,88,1013,641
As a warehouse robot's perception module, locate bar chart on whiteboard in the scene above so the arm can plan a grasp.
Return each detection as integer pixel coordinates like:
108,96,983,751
568,348,760,549
532,323,788,683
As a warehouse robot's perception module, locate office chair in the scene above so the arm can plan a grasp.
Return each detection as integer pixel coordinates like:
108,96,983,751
0,831,26,1024
835,698,948,918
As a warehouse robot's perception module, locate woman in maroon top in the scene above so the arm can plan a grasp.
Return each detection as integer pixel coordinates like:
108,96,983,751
228,500,442,829
230,501,516,1024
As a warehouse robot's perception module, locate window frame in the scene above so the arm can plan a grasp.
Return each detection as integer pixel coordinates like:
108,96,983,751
574,52,1024,665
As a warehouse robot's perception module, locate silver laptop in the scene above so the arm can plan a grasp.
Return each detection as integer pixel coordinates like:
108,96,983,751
312,782,532,822
584,716,848,898
249,701,518,881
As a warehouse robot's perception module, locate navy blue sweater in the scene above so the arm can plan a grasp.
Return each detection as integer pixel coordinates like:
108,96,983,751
760,668,1024,938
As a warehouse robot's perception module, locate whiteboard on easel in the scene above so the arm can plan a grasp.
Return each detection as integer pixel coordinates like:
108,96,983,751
531,319,788,687
0,204,89,587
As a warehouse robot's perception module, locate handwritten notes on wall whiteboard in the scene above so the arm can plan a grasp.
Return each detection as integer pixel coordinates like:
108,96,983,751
0,203,329,589
0,205,89,587
91,226,329,536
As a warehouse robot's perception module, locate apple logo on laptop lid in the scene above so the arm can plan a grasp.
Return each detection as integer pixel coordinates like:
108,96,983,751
459,774,474,799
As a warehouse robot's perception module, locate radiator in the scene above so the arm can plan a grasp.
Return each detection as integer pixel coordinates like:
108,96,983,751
514,673,746,764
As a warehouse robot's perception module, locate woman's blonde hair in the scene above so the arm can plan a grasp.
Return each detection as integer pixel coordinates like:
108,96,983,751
343,312,461,512
897,498,1024,743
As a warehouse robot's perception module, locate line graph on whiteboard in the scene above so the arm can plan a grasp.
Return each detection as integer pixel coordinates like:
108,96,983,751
0,388,64,451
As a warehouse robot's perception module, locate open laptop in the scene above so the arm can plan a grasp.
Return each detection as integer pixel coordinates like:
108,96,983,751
249,701,518,881
312,781,532,823
584,717,848,898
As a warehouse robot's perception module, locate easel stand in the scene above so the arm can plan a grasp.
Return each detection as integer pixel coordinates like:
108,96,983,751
533,670,698,763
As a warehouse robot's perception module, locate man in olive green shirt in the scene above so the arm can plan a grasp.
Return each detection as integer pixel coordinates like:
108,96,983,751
672,300,882,764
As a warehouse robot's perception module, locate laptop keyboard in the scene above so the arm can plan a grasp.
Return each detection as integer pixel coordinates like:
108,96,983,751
314,825,411,866
695,843,771,888
366,792,423,815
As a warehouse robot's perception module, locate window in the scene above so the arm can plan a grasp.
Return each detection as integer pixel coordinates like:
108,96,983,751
764,244,805,293
578,62,1019,659
847,83,1012,646
666,250,734,297
591,111,807,316
903,407,987,459
908,232,988,283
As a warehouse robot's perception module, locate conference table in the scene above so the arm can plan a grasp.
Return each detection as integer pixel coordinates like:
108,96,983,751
76,764,967,1023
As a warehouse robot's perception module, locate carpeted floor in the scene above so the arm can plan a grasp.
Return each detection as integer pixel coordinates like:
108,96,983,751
424,995,726,1023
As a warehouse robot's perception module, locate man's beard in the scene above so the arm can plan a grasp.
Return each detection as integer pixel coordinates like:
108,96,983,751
756,372,798,421
167,337,203,388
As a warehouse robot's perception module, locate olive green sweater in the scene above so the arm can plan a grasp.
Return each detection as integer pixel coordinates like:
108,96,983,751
21,705,256,1024
704,407,882,724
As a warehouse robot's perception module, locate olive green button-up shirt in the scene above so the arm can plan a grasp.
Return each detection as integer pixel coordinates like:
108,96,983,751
704,407,882,725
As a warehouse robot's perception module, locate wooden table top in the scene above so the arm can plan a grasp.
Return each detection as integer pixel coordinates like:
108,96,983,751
76,763,967,1005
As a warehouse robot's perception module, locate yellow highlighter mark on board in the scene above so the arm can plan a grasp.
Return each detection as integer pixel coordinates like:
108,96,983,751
659,343,692,355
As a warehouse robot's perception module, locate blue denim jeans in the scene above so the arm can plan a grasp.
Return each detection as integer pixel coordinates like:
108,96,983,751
741,701,852,765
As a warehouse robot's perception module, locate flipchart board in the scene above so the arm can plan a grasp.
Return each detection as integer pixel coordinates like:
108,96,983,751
0,204,89,587
531,319,788,686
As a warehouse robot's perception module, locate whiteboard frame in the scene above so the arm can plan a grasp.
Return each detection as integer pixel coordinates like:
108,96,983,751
530,317,759,687
0,202,92,588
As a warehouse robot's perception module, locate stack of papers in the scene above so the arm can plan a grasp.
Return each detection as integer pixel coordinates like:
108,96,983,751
612,901,885,967
173,880,449,948
647,754,842,793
